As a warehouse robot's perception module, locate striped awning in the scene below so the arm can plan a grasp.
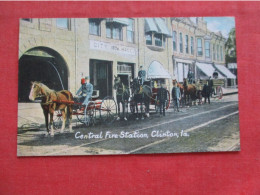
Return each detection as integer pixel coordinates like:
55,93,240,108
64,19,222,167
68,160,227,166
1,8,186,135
106,18,129,26
215,64,236,79
147,61,172,79
154,18,171,37
145,18,159,33
196,62,224,79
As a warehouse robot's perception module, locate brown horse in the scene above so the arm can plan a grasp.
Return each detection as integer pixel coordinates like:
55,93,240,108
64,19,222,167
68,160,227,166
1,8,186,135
29,81,73,137
183,78,197,105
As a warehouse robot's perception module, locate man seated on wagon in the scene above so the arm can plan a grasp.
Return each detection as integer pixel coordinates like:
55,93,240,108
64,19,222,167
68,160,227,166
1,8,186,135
187,68,194,84
76,76,93,106
138,65,146,85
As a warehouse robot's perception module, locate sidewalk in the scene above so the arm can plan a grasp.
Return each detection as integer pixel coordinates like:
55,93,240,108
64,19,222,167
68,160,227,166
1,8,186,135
222,87,238,96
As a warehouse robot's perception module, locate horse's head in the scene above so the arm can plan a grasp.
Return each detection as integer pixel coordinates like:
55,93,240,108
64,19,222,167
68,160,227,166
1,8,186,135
183,78,188,87
131,78,141,94
29,81,43,101
113,76,121,90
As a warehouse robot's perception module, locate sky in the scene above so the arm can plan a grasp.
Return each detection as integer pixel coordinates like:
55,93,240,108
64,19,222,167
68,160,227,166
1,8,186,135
190,17,235,38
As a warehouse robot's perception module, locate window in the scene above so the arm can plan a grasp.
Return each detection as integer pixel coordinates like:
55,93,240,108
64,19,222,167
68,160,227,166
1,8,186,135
197,38,203,56
173,31,177,51
127,19,134,43
56,18,70,30
106,23,123,40
217,45,219,60
146,33,152,45
155,34,164,47
191,37,194,55
179,33,183,53
89,19,101,36
213,44,216,60
185,35,189,54
220,46,223,61
205,41,210,58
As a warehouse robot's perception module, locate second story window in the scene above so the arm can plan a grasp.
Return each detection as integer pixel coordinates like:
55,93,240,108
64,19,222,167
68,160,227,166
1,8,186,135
191,36,194,55
197,38,203,56
155,34,165,47
217,45,219,61
220,46,223,61
205,41,210,58
106,23,123,40
127,19,134,43
173,31,177,51
213,44,216,60
146,33,152,45
89,19,101,36
56,18,70,30
185,35,189,54
179,32,183,53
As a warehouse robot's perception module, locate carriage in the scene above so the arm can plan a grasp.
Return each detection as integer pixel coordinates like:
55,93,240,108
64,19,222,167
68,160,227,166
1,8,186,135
195,79,224,100
52,91,117,129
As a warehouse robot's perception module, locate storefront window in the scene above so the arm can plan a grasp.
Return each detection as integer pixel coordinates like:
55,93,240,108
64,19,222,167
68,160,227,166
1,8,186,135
197,38,203,56
89,19,101,36
155,34,162,47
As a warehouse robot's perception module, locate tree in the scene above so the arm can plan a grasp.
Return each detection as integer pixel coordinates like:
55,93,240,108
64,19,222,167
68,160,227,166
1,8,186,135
225,28,236,64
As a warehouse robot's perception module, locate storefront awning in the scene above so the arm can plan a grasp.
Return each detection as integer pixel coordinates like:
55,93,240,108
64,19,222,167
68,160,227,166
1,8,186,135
145,18,158,33
24,50,54,58
154,18,171,37
215,64,236,79
196,62,224,79
147,61,172,79
106,18,129,26
175,58,194,64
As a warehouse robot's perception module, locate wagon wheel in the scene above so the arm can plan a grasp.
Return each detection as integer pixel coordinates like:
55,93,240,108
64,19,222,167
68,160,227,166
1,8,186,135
100,96,117,124
53,110,63,130
76,102,96,126
216,86,223,99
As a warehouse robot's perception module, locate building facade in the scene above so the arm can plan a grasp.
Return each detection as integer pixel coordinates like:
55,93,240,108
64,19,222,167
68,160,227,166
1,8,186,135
171,17,227,83
19,18,173,102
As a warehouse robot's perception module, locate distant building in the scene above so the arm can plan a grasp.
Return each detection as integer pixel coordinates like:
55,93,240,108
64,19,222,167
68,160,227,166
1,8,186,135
171,17,235,86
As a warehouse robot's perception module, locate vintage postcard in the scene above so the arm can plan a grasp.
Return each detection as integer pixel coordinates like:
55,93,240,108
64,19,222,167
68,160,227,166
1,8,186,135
17,17,239,156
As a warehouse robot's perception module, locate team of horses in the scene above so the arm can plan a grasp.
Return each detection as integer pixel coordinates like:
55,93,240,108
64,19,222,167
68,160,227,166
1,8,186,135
29,78,212,137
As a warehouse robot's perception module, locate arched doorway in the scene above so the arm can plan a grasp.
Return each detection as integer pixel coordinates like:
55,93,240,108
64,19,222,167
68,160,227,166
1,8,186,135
18,47,69,102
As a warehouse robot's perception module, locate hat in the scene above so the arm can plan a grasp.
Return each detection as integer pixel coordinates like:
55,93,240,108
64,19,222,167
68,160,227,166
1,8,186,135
85,76,89,80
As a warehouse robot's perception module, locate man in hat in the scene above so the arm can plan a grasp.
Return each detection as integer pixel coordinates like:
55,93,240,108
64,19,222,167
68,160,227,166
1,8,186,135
138,65,146,85
172,81,181,112
76,76,93,106
157,83,168,116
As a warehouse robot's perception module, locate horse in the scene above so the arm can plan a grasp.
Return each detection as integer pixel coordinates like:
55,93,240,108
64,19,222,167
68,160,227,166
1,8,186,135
113,76,130,120
29,81,73,137
130,78,152,120
183,78,197,106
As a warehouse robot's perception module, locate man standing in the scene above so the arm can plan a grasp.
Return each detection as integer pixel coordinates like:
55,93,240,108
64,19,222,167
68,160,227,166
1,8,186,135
172,82,181,112
157,84,168,116
187,68,193,84
138,65,146,85
76,76,93,106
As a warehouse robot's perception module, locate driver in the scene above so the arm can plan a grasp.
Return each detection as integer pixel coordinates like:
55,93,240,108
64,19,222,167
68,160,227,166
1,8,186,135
76,76,93,106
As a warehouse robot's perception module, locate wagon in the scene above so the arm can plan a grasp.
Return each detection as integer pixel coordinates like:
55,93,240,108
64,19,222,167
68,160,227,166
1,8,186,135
197,79,224,99
52,91,117,129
